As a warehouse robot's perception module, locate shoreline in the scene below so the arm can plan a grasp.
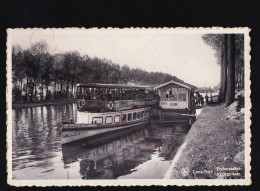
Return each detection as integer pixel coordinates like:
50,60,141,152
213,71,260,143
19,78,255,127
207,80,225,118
167,104,245,179
12,100,77,109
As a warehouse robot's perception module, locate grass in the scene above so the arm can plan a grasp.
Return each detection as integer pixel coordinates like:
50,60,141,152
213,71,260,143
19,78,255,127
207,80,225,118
169,104,245,179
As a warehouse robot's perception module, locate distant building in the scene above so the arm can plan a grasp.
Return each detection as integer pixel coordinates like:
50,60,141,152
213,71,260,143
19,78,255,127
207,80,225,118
154,80,197,110
127,80,136,85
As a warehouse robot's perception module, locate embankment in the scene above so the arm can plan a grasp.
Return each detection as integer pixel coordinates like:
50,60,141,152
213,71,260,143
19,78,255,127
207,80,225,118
12,100,77,109
165,103,245,179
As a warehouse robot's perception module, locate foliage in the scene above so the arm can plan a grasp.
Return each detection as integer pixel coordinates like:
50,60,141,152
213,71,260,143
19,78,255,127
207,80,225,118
12,41,183,102
202,34,245,106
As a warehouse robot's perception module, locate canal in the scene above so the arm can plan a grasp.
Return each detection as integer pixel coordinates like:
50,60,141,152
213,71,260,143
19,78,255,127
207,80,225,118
12,103,191,179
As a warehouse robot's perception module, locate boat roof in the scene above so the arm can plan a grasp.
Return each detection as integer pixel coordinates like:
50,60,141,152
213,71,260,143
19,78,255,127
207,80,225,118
154,80,197,90
76,83,154,89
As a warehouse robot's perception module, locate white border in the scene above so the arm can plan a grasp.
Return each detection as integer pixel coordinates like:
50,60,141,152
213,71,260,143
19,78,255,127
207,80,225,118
6,27,251,186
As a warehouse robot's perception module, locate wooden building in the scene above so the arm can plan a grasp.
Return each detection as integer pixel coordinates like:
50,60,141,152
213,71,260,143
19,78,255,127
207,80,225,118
154,80,197,110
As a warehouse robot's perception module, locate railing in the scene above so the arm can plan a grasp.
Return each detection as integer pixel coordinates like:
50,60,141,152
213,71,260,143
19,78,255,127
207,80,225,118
77,97,159,112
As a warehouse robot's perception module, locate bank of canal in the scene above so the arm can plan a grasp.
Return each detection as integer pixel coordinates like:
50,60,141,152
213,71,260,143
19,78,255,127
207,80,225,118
12,100,77,109
165,104,245,179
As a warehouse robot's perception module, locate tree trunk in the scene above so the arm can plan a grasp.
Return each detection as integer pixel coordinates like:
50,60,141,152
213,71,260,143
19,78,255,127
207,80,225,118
30,78,36,101
46,85,49,100
66,80,70,99
41,82,44,101
34,84,37,101
239,69,242,89
241,69,244,89
25,78,28,101
235,70,239,90
54,77,57,99
239,68,242,90
221,35,228,101
20,79,23,92
30,81,33,101
60,82,63,92
238,70,241,90
71,81,75,99
226,34,236,106
220,49,224,91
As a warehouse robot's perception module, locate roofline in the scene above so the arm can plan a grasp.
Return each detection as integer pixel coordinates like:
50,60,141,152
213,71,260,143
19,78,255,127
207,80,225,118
154,80,197,90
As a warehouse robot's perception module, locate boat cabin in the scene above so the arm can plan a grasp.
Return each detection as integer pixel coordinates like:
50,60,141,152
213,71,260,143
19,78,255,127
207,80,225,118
75,83,158,112
154,80,197,110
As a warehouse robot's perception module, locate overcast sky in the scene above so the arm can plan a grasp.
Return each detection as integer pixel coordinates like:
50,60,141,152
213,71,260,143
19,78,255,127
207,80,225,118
11,29,220,87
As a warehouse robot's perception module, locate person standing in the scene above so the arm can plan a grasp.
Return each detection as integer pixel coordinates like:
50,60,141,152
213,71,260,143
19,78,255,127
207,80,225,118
205,93,209,105
200,94,204,106
196,92,200,106
191,94,195,108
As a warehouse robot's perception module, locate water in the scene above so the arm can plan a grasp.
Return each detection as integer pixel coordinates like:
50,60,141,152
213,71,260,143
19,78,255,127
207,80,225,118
12,103,190,179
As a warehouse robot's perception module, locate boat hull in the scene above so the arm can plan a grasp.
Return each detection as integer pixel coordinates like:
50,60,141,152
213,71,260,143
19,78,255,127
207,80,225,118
61,119,150,144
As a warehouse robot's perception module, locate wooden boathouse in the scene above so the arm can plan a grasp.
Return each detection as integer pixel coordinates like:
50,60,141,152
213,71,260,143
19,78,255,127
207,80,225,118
155,80,197,111
151,80,197,124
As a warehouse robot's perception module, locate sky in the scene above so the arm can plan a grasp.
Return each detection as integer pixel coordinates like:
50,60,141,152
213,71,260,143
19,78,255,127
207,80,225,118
11,29,220,87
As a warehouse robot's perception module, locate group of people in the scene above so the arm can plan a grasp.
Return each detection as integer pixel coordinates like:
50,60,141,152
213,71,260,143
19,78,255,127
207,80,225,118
77,88,158,101
193,92,209,107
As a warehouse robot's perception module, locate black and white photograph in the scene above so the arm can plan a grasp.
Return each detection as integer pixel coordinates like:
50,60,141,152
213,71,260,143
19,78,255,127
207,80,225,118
6,28,251,186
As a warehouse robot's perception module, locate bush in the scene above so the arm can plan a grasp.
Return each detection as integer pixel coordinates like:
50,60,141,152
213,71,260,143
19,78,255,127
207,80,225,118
12,87,22,102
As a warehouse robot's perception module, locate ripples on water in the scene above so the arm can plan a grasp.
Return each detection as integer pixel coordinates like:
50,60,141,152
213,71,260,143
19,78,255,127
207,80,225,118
12,103,190,179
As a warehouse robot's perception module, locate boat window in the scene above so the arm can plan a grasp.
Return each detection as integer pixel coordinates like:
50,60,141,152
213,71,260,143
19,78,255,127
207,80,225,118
121,114,126,122
133,112,136,120
137,112,140,119
128,113,132,121
105,116,113,124
92,117,103,124
141,111,144,118
115,115,120,123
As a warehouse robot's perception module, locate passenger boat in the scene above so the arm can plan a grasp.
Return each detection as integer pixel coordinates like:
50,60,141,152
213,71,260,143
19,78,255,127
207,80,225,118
61,83,159,144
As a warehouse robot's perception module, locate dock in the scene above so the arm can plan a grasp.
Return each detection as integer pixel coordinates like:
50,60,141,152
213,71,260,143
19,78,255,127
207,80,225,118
150,108,196,125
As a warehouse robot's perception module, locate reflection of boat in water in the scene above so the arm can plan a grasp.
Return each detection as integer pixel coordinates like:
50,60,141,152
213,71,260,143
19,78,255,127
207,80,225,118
62,128,155,179
61,83,159,144
62,124,151,164
62,124,189,179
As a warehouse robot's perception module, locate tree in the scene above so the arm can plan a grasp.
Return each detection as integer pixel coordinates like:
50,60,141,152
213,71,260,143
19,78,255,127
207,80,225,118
202,34,224,94
226,34,236,106
221,35,227,101
202,34,244,106
12,45,25,101
120,65,131,84
235,34,244,90
12,41,187,103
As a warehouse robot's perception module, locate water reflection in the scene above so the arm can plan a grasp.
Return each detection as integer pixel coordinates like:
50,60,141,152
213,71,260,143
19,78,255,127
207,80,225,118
62,123,189,179
12,104,76,179
12,103,190,179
